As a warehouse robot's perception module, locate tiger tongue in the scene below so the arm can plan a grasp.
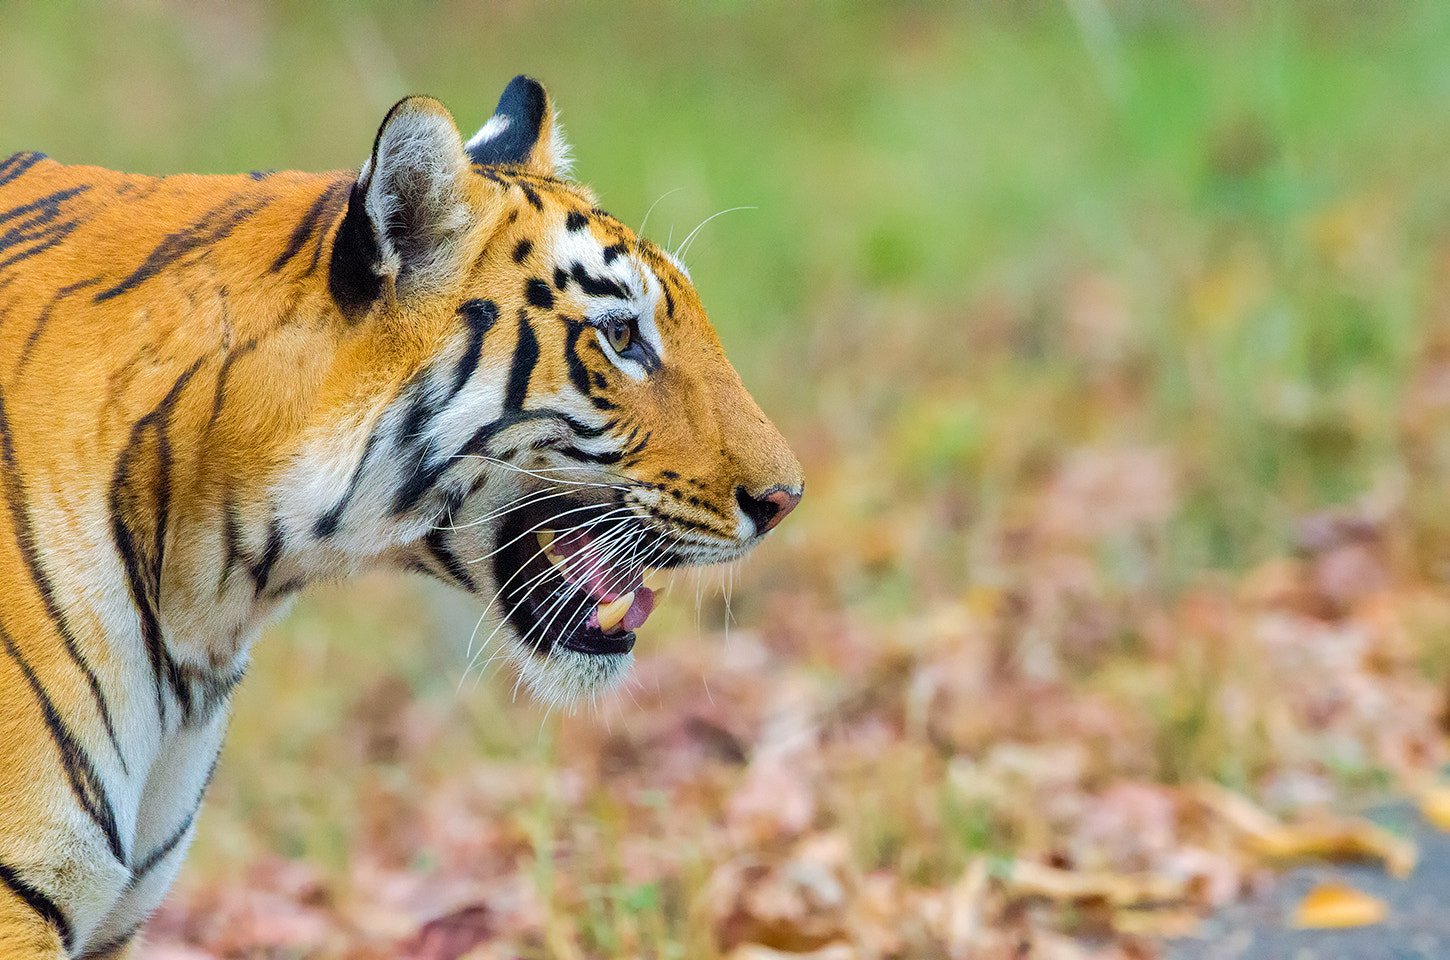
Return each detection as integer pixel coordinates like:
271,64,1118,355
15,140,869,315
540,528,643,600
594,587,656,634
621,587,655,630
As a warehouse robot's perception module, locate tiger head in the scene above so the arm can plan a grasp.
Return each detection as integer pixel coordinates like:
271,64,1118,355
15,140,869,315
288,77,802,704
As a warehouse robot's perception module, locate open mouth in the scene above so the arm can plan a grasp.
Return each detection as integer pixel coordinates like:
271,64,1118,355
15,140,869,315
494,501,663,657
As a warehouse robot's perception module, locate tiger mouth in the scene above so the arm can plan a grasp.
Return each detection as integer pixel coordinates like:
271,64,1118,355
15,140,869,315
494,500,667,658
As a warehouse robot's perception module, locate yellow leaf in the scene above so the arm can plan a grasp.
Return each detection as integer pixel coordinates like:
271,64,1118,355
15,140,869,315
1291,882,1388,929
1252,822,1416,879
1002,860,1186,907
1195,783,1417,878
1419,785,1450,833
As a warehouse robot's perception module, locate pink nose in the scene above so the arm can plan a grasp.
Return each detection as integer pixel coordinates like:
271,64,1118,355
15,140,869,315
736,486,802,536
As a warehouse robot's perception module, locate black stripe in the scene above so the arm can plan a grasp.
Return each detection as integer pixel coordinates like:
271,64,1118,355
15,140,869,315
125,753,218,889
113,178,164,204
306,182,350,276
0,856,71,951
206,337,259,434
504,309,538,412
15,275,104,372
0,624,126,864
220,497,242,591
0,382,129,772
525,277,554,310
456,407,611,461
389,301,499,517
390,448,449,518
453,299,498,394
77,925,140,959
109,357,206,724
396,376,436,449
556,444,624,466
425,528,477,592
172,659,245,728
511,238,533,263
562,318,593,397
0,273,18,322
519,182,543,211
570,263,629,301
565,209,590,232
314,427,381,538
0,185,91,274
0,151,46,187
327,179,382,315
270,181,345,273
130,811,195,883
248,518,283,595
602,243,627,264
95,194,268,302
268,576,307,598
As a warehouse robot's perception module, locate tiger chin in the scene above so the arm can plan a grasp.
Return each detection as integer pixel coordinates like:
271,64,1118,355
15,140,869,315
0,76,801,959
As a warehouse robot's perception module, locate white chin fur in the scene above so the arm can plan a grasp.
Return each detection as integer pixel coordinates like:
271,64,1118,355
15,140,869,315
513,646,633,710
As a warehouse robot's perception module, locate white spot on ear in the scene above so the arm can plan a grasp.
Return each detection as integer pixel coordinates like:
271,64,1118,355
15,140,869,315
466,113,511,150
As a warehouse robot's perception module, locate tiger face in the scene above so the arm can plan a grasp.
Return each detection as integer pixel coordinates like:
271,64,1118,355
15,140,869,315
279,77,802,704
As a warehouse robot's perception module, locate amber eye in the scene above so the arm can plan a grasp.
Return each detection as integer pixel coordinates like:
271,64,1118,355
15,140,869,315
604,315,633,354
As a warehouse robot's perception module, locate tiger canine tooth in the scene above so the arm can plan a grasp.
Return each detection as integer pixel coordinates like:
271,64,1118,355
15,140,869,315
596,591,635,632
536,530,566,570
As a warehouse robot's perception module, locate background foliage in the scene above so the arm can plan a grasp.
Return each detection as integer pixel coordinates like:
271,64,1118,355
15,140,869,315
8,2,1450,956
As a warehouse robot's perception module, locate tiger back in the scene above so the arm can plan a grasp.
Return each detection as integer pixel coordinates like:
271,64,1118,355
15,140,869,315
0,77,801,958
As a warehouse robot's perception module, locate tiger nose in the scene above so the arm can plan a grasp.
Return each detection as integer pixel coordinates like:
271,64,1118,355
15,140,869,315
735,485,802,536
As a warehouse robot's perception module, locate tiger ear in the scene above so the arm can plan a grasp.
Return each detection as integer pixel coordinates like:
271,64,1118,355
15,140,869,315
329,96,474,312
465,75,573,179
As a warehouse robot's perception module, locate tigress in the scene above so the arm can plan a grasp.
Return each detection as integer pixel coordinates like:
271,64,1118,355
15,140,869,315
0,75,802,958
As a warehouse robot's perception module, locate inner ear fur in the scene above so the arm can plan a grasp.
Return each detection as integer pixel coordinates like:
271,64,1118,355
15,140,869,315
329,96,476,313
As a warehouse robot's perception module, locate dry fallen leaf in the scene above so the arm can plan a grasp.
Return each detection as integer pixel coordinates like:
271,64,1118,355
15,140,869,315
1291,882,1388,929
941,859,990,958
1002,860,1186,908
1418,784,1450,832
1194,782,1417,877
1252,822,1416,879
396,904,494,960
725,944,855,960
1112,906,1203,938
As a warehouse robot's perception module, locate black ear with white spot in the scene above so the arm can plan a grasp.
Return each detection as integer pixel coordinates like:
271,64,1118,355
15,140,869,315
329,96,474,313
465,75,573,178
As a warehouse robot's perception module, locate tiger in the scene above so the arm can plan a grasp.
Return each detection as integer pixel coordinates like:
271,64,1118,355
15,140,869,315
0,75,802,958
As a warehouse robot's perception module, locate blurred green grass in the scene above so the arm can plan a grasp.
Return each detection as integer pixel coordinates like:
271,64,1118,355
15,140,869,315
10,1,1450,950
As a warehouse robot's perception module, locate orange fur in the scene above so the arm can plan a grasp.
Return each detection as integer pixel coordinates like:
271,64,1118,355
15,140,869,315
0,79,800,957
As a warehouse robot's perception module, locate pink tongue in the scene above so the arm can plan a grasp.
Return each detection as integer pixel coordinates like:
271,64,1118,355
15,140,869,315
551,529,640,601
548,529,657,633
621,587,655,632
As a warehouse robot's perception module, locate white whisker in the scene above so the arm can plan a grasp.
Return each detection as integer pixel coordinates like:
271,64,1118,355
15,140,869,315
638,187,685,239
675,206,757,262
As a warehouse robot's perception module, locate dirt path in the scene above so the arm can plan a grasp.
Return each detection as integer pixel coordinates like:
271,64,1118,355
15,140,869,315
1168,802,1450,959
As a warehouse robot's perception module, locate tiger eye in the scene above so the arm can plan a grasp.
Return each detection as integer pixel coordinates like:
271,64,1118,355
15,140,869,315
606,316,632,353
